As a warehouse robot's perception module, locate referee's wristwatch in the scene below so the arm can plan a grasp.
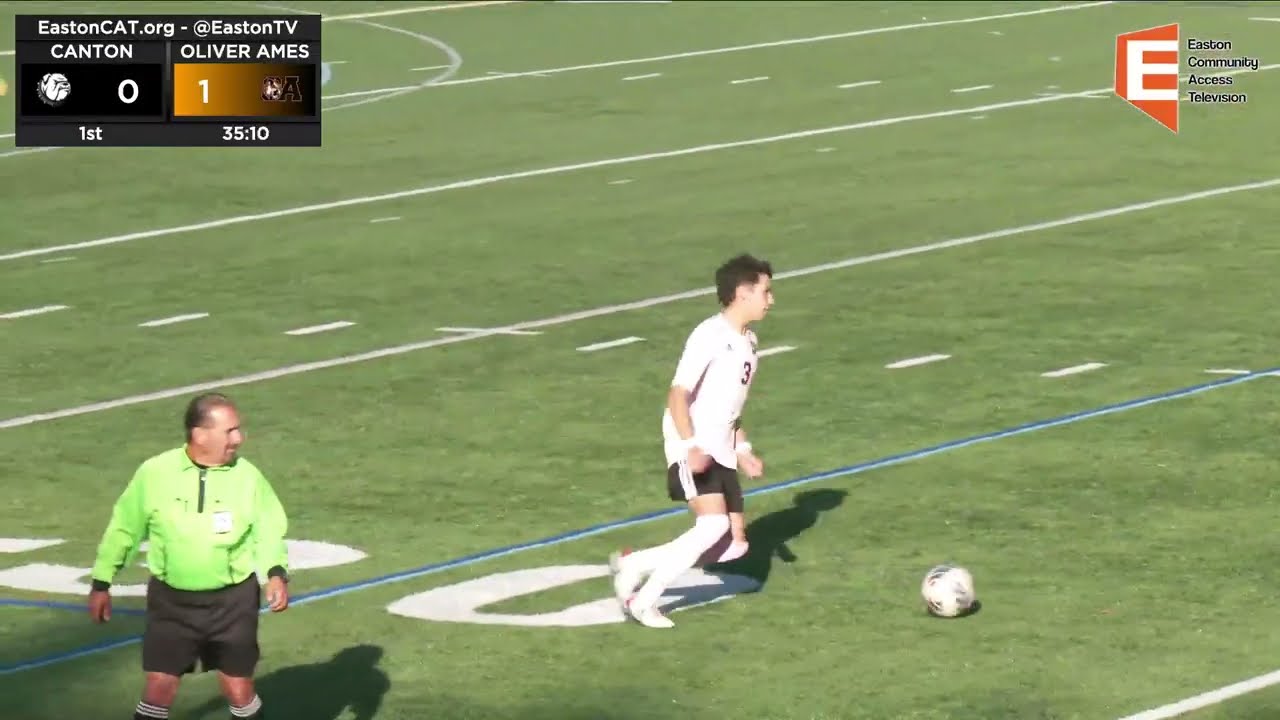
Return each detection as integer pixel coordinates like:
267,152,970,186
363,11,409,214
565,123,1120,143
267,565,290,583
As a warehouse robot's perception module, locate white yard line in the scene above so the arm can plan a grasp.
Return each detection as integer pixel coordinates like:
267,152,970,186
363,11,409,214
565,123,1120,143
1,305,69,320
887,354,951,369
322,2,1113,98
1249,17,1280,22
285,321,356,336
577,336,645,352
138,313,209,328
952,84,993,93
1117,669,1280,719
438,326,542,336
0,50,12,56
1042,362,1107,378
838,80,881,89
321,0,519,21
623,72,663,81
730,76,769,85
757,345,797,357
2,177,1277,430
0,133,13,140
0,87,1127,263
1205,368,1250,375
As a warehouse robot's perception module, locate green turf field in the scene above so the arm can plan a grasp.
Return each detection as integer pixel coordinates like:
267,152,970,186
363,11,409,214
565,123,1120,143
3,1,1280,718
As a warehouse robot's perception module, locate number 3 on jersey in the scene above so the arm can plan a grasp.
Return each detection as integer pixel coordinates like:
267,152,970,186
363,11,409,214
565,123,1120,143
741,360,754,385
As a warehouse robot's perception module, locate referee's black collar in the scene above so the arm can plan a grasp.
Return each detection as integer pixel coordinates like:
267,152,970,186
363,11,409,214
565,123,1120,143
178,448,240,471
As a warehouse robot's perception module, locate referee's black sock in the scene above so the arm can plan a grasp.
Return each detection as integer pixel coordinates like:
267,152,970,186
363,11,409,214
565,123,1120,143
229,694,264,719
134,700,169,719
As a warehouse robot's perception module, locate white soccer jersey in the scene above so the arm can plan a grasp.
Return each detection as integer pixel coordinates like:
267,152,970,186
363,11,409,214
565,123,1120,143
662,313,759,469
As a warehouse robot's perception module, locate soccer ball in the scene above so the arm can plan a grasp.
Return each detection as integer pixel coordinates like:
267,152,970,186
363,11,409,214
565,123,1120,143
921,564,976,618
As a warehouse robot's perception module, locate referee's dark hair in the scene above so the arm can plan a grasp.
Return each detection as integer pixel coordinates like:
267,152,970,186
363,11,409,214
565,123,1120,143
715,253,774,307
184,393,236,441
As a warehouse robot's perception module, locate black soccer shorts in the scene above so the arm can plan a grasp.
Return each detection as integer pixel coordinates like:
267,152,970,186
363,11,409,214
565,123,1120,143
142,574,261,677
666,459,744,513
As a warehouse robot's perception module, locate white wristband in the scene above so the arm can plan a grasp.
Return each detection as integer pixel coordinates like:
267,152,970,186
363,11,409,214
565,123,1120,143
736,441,753,454
676,436,698,453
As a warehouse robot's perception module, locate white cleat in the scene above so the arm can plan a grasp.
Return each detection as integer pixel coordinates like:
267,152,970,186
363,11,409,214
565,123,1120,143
609,550,642,610
626,599,675,629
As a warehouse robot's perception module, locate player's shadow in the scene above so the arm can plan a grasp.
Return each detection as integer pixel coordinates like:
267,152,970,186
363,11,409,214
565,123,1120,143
705,487,847,588
192,644,390,720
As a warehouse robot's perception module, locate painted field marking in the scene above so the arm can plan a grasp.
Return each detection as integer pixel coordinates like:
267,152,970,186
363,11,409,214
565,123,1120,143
1042,362,1107,378
757,345,797,358
608,178,634,185
1118,668,1280,719
438,326,542,336
1205,368,1250,375
13,59,1275,257
369,216,401,224
952,84,993,93
623,72,662,81
320,2,1115,98
730,76,769,85
1249,17,1280,22
5,367,1274,676
410,64,451,71
2,177,1278,432
886,353,951,369
138,313,208,328
39,256,75,264
0,132,14,140
0,50,12,56
0,90,1121,263
577,336,645,352
838,80,881,89
321,0,518,21
0,539,63,554
284,321,355,336
1,305,68,320
816,147,836,152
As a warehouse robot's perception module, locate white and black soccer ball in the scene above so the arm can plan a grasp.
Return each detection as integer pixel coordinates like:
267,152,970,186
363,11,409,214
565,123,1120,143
37,72,71,106
921,564,976,618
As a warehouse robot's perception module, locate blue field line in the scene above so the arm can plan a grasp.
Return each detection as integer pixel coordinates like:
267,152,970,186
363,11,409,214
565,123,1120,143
2,367,1275,676
0,598,144,616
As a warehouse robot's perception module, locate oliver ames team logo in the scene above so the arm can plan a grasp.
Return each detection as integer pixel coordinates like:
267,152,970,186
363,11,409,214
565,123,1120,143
261,75,303,102
1114,23,1180,134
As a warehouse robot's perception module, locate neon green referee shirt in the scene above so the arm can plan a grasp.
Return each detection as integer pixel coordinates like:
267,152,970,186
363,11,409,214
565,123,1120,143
91,447,290,592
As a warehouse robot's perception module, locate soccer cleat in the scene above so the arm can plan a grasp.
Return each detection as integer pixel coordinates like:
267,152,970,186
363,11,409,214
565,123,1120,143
626,598,675,629
608,549,642,610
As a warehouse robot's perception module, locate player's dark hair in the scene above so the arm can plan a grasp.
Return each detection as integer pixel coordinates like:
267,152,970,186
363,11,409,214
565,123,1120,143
715,254,773,307
184,392,235,441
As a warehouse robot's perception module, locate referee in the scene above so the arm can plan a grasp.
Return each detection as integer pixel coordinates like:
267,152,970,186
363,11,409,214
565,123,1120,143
88,393,290,720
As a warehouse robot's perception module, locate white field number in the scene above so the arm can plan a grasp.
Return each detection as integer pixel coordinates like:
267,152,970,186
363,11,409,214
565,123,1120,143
0,538,760,626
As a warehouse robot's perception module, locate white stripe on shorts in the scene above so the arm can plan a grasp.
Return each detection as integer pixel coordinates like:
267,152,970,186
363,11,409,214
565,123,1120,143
677,460,697,500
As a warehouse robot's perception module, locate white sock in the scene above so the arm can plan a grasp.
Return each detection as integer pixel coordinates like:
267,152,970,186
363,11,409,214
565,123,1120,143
630,515,730,611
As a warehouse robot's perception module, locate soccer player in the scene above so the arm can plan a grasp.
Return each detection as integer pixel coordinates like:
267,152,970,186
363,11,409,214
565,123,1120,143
609,253,774,628
88,393,290,720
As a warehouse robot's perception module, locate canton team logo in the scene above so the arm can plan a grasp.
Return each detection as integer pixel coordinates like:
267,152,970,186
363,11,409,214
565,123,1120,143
37,72,71,107
261,75,303,102
1114,23,1180,134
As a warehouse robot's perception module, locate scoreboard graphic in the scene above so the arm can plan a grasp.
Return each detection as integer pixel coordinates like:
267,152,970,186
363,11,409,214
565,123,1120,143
13,15,322,147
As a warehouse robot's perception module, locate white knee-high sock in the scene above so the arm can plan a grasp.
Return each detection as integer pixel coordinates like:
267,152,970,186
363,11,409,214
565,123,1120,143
630,514,730,611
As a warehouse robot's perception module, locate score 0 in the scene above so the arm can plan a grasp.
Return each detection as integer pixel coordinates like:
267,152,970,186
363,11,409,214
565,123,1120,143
77,80,143,140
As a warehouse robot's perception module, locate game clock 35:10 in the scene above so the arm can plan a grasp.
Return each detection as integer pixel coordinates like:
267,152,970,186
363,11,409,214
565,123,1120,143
222,124,271,142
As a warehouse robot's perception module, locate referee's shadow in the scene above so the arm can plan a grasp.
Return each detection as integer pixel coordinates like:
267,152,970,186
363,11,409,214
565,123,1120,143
192,644,389,720
703,487,847,588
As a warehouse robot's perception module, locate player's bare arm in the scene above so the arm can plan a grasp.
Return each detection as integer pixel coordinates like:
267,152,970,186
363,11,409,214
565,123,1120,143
667,384,711,473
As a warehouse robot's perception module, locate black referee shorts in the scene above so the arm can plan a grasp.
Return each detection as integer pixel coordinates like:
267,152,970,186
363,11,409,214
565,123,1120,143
666,460,744,513
142,574,261,677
